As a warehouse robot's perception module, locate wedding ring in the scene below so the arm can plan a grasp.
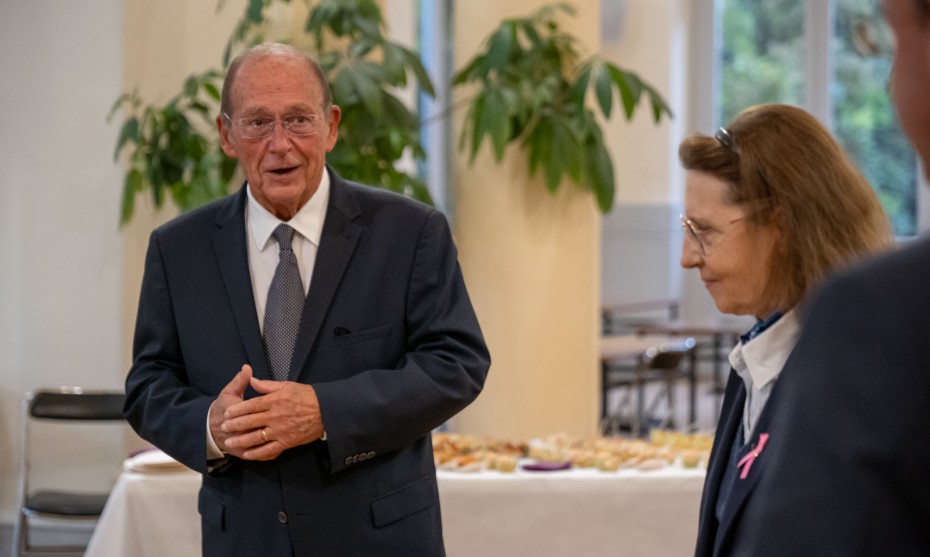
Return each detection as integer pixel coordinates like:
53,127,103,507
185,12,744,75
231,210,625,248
261,428,269,443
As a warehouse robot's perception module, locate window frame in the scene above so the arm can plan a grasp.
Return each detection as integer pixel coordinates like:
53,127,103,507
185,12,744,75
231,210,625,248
688,0,928,236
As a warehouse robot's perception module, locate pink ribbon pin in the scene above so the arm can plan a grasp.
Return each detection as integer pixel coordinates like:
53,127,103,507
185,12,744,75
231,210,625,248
737,432,769,479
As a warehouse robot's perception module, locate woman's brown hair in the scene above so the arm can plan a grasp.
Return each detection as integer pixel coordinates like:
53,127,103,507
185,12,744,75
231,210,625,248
679,104,892,311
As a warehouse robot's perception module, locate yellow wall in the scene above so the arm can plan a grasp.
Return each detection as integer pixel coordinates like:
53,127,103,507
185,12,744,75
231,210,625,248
602,0,688,206
451,1,602,440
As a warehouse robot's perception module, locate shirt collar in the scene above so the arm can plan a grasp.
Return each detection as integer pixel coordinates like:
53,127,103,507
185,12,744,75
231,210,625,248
728,309,801,390
246,169,330,251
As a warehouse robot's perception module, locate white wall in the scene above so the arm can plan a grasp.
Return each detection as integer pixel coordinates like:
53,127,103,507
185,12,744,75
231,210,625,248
0,0,125,523
599,0,689,308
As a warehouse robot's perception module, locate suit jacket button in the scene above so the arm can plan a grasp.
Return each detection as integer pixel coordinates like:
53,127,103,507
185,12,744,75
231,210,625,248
277,511,288,524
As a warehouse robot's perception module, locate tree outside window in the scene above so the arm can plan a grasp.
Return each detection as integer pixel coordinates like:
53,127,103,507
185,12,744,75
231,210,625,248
719,0,917,236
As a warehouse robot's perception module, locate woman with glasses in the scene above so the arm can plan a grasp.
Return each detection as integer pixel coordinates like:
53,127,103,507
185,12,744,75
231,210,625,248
681,103,891,557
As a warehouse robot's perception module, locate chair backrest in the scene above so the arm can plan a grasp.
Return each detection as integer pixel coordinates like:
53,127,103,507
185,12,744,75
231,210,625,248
640,349,686,371
14,388,126,556
638,337,695,371
20,388,126,492
28,389,125,421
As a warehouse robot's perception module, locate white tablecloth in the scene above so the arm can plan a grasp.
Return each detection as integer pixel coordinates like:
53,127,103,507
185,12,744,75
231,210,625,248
85,454,703,557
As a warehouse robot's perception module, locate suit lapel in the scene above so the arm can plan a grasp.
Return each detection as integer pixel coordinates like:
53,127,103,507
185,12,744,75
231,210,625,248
714,382,782,553
697,372,745,557
290,174,362,380
211,185,271,380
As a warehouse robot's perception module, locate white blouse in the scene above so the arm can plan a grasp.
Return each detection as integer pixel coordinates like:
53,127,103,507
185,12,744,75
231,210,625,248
728,309,801,438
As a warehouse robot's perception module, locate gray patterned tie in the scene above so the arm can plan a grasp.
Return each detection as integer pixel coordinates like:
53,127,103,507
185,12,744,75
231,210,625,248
263,224,304,381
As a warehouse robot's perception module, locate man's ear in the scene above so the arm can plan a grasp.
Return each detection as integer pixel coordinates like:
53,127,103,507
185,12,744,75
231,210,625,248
324,104,342,152
217,114,239,159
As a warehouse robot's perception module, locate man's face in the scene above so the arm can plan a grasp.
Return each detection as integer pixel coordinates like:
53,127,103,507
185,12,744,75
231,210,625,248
217,53,341,220
884,0,930,176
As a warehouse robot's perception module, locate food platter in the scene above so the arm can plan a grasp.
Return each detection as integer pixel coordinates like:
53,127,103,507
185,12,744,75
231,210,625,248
433,431,713,474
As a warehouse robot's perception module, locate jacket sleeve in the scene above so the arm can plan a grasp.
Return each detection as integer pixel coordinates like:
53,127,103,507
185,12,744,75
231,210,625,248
123,230,215,474
312,209,490,473
732,269,930,555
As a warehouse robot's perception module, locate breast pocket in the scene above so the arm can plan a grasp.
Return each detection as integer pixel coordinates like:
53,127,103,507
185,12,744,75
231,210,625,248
333,324,393,347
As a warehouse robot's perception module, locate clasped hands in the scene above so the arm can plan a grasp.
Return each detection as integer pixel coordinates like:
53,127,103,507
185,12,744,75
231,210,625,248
209,364,325,461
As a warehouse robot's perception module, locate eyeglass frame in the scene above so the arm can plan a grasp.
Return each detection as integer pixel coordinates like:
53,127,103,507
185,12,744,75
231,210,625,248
222,111,326,139
679,213,752,256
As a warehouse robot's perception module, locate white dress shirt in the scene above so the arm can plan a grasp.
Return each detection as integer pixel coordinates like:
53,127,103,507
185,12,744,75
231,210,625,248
245,171,330,328
728,309,801,438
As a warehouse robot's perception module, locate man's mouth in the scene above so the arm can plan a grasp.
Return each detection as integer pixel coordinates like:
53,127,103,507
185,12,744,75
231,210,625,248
269,166,297,175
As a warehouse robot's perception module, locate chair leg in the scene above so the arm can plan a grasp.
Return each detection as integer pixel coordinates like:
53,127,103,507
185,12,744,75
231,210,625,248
13,509,26,557
666,370,676,430
634,376,645,438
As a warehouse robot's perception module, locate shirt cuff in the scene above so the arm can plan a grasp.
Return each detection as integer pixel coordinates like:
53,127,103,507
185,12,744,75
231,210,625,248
206,402,226,461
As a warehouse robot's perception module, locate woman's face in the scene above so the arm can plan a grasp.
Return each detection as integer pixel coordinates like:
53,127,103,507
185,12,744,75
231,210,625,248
680,170,780,318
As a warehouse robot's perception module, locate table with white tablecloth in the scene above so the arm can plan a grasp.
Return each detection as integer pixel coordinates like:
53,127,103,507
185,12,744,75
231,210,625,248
85,452,703,557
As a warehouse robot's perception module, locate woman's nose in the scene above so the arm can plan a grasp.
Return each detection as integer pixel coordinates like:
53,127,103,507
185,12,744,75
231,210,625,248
680,239,701,269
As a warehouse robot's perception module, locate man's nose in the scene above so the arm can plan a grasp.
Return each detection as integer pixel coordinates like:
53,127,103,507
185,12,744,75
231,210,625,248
267,122,292,152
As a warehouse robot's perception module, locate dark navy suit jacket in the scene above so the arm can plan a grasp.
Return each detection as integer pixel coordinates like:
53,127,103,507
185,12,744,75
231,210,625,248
729,238,930,556
124,172,490,556
695,368,785,557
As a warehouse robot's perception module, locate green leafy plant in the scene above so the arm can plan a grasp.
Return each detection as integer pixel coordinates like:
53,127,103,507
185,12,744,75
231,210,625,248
110,1,672,223
110,0,434,225
454,3,672,212
109,70,236,224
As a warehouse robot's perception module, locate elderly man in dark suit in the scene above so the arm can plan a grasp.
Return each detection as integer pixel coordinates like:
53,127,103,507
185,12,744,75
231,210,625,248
124,43,490,556
730,1,930,554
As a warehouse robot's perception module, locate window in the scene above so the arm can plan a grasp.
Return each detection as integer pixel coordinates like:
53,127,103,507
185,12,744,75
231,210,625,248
714,0,920,236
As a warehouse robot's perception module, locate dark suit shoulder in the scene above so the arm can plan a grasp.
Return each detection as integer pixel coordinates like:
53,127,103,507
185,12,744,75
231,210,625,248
338,179,438,220
827,236,930,293
801,237,930,331
151,193,237,239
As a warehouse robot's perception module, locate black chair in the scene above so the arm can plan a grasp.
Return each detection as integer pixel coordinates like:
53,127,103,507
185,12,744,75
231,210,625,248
601,340,694,437
12,388,126,557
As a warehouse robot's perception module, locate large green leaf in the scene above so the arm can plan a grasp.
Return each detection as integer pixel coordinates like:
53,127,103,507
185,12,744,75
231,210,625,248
484,24,515,73
400,47,435,97
120,169,143,224
608,65,643,119
524,115,551,177
482,90,511,161
114,116,140,161
584,137,615,212
246,0,264,23
594,64,613,118
347,69,383,118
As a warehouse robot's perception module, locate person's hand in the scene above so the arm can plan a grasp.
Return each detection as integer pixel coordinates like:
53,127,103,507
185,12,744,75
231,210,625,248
221,376,325,461
208,365,253,458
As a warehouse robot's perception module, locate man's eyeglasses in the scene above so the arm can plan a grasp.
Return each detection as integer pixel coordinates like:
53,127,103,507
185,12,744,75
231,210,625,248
223,112,324,139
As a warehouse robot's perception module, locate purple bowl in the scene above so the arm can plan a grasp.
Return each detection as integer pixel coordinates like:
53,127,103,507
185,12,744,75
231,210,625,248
521,461,573,472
